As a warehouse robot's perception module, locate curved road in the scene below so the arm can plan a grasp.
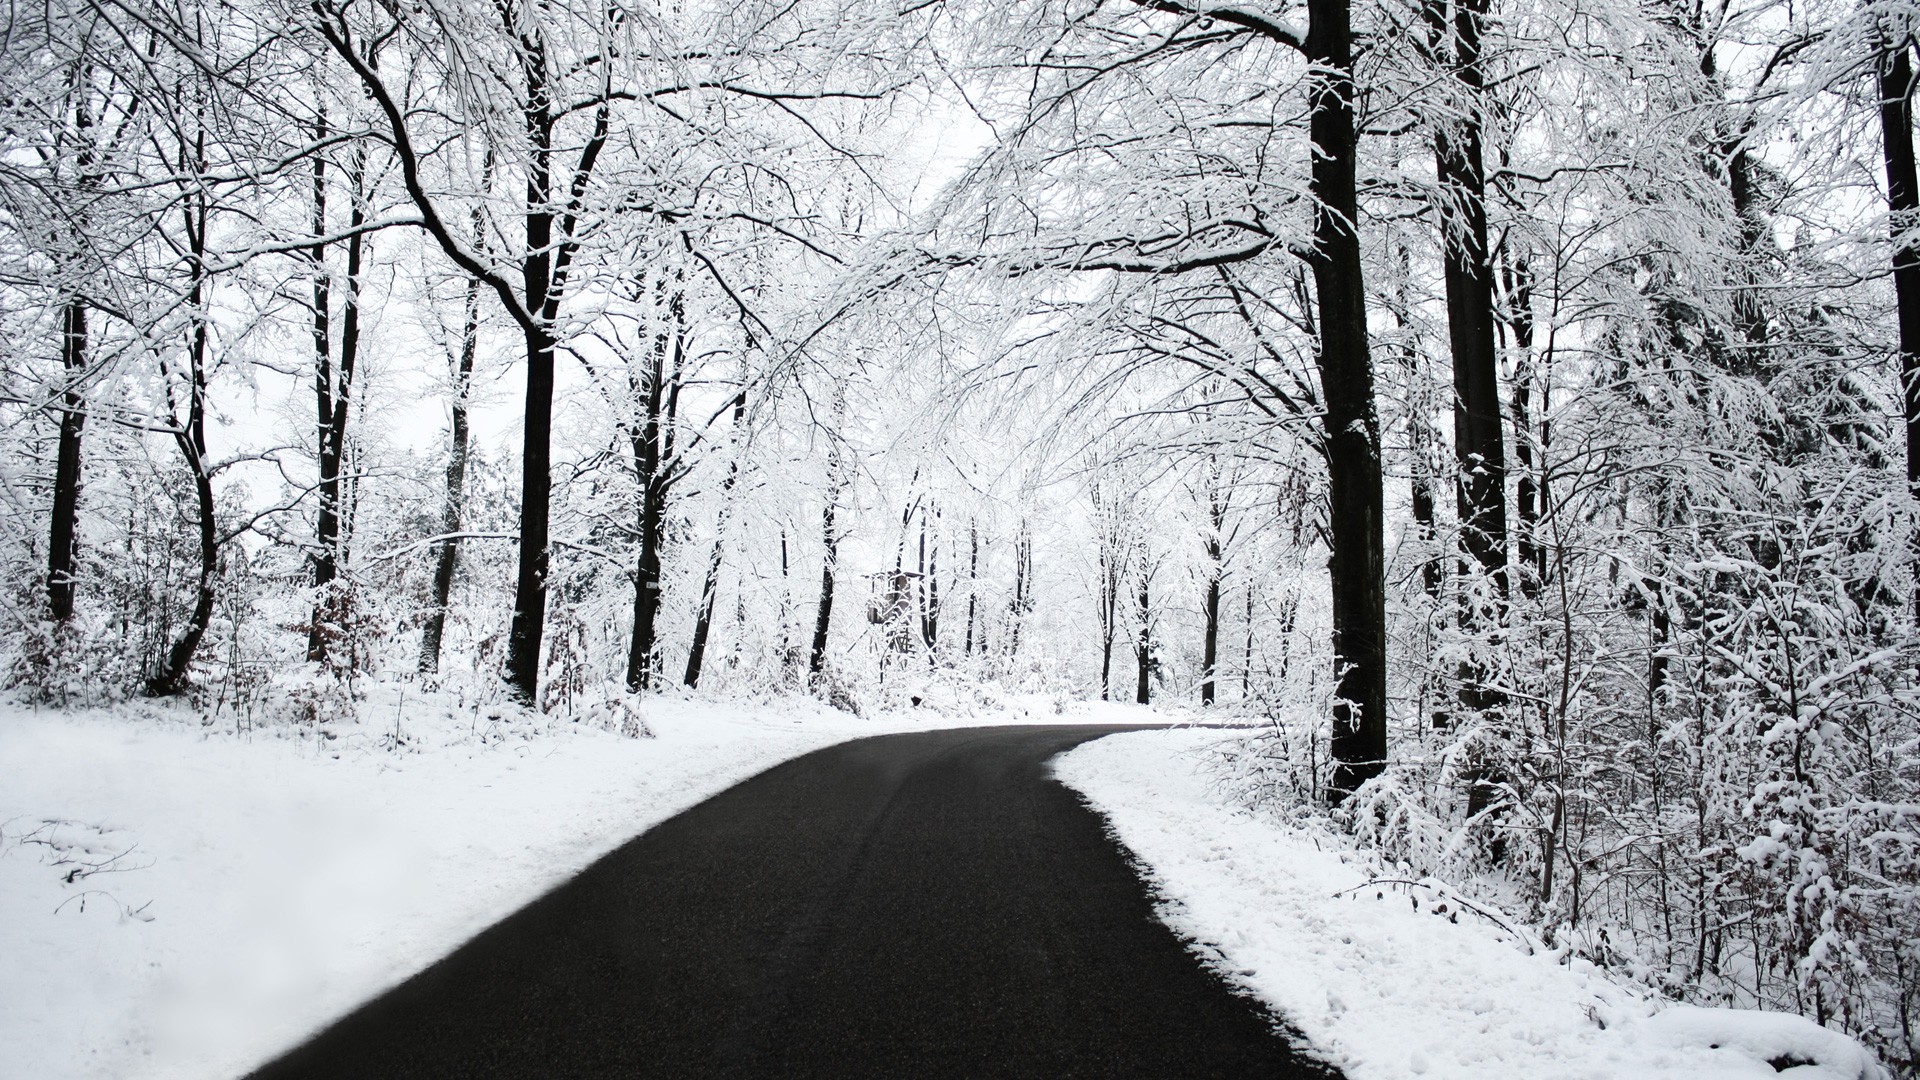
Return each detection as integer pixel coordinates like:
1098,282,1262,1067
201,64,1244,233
249,724,1341,1079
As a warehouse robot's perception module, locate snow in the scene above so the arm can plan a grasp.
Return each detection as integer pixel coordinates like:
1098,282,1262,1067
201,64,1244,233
1052,727,1889,1080
0,690,1129,1080
16,699,1880,1080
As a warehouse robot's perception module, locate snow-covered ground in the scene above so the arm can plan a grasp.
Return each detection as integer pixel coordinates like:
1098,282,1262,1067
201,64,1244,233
1053,727,1888,1080
19,699,1873,1080
0,689,1134,1080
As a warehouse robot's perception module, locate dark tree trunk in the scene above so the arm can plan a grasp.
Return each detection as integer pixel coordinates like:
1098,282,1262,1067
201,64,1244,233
685,389,747,689
309,143,366,663
1393,245,1442,602
1201,562,1221,706
809,404,847,682
964,520,978,655
1504,252,1544,600
1100,539,1118,700
1134,572,1151,705
304,121,331,660
779,528,794,672
1277,585,1299,683
1242,584,1255,698
1424,0,1509,610
47,75,102,625
1411,408,1441,599
1879,37,1920,616
1726,139,1772,356
1200,454,1227,707
1698,34,1772,363
627,296,680,692
419,171,489,675
418,317,473,674
48,297,87,622
921,507,939,651
150,194,216,695
504,320,557,701
1307,0,1389,802
1008,524,1032,658
1650,590,1672,700
1427,0,1509,840
502,77,560,703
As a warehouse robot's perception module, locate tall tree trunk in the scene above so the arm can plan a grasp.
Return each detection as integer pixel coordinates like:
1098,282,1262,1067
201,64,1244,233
1134,571,1152,705
1308,0,1389,802
627,291,680,692
1427,0,1509,838
779,528,794,673
418,293,474,674
305,116,331,660
309,141,366,664
1410,383,1441,600
809,395,848,682
505,318,557,702
150,193,215,695
419,157,490,675
47,297,88,622
1425,0,1510,610
1200,453,1227,707
1504,251,1544,600
1242,584,1256,698
1008,523,1032,658
1726,137,1772,357
921,506,939,651
1201,560,1221,706
1698,33,1772,364
1389,242,1443,602
47,70,103,625
685,388,748,688
964,519,978,656
1879,35,1920,616
1100,537,1118,701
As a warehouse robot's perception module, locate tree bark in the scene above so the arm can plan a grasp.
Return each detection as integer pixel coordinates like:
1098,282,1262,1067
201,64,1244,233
626,290,680,692
1100,537,1119,700
47,297,88,622
1134,570,1152,705
1201,558,1221,706
1424,0,1510,611
1008,523,1032,658
1426,0,1510,838
150,193,216,695
418,160,490,675
1200,460,1225,707
920,507,939,651
1504,251,1544,599
308,140,366,663
685,388,748,688
964,520,978,656
504,319,558,699
1242,584,1255,698
809,396,848,682
1307,0,1389,802
1879,35,1920,616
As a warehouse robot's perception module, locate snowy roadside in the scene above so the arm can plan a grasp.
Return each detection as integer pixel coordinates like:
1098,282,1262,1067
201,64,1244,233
1053,727,1887,1080
0,689,1139,1080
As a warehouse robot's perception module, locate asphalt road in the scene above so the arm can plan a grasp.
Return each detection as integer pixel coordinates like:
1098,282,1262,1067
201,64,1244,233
247,723,1342,1079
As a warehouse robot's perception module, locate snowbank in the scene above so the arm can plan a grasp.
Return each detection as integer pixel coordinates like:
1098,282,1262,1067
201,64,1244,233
0,690,1132,1080
1052,727,1888,1080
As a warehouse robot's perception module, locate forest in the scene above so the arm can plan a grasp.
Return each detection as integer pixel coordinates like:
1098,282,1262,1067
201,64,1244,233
1,0,1917,1069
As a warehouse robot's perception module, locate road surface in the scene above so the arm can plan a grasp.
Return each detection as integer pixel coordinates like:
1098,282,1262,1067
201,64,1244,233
248,723,1341,1079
